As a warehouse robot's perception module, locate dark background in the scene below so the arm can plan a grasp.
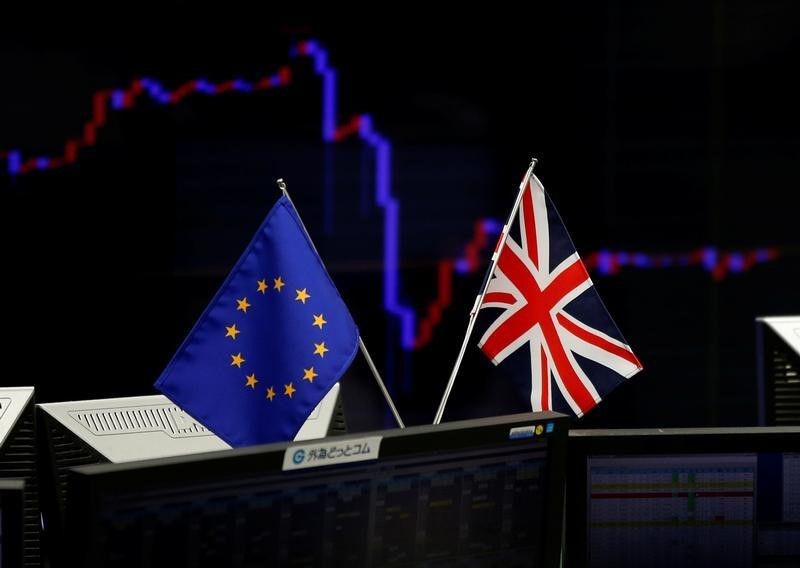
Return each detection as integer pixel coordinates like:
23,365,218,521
1,3,798,432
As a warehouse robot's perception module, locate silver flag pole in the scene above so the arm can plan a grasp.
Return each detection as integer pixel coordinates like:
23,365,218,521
277,179,405,428
432,158,538,424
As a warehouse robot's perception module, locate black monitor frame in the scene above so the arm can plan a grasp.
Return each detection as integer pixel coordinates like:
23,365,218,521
565,426,800,568
0,479,25,568
66,411,569,567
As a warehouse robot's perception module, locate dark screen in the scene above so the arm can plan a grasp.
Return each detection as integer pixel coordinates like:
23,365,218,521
0,480,25,568
66,412,568,567
566,427,800,568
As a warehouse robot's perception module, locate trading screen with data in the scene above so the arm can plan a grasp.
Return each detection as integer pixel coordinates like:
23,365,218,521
65,413,568,567
584,451,800,568
85,447,549,566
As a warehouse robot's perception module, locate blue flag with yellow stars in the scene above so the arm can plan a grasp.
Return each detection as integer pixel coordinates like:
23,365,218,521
155,195,359,447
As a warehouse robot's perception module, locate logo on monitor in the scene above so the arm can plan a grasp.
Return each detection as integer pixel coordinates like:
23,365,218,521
283,435,383,471
509,426,537,439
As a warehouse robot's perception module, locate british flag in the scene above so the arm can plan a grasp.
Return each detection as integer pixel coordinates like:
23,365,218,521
478,169,642,416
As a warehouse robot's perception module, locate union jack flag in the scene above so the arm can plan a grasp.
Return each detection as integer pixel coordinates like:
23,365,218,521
478,168,642,416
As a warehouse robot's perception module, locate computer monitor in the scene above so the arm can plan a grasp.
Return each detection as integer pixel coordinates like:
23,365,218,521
0,479,25,568
756,316,800,425
37,384,344,563
566,427,800,568
63,411,569,567
0,387,40,568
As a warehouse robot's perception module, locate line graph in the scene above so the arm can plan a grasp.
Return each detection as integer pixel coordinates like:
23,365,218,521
3,68,291,176
0,40,782,355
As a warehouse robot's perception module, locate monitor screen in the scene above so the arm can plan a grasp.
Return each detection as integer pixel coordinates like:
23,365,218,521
64,411,568,568
566,427,800,568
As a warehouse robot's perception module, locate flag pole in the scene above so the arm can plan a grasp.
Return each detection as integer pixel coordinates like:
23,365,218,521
432,158,538,424
276,179,406,429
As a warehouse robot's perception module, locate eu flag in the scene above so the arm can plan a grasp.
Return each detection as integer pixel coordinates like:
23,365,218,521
155,195,359,447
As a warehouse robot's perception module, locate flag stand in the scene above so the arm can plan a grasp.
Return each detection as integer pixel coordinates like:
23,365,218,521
276,179,406,429
432,158,538,424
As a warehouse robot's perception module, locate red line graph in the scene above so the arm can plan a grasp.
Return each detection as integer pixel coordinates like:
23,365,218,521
1,45,784,353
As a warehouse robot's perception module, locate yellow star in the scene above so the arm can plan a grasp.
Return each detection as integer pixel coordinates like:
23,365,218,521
273,276,285,291
312,314,327,329
295,288,311,304
236,297,251,313
225,324,240,340
303,367,318,383
231,353,245,368
245,373,258,389
284,382,296,398
257,279,269,294
313,342,329,357
266,386,276,401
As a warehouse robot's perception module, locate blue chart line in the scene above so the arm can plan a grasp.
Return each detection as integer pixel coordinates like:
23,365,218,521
0,40,783,360
291,40,417,352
